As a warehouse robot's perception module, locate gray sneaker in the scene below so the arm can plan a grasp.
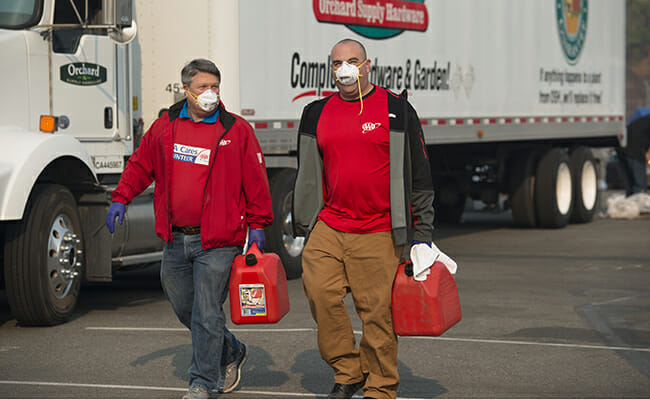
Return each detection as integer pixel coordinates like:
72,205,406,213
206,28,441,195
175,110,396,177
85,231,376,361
182,385,208,399
219,343,248,393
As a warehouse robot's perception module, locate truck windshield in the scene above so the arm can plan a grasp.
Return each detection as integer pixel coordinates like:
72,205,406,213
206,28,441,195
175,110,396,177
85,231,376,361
0,0,40,29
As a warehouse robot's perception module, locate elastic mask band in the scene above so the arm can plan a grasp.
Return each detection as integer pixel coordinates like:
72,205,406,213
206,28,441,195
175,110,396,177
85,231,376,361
186,89,219,111
186,89,199,105
356,59,368,115
357,79,364,115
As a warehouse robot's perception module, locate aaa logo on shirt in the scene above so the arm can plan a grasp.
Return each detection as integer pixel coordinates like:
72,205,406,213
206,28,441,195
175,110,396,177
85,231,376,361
173,143,210,166
362,122,382,134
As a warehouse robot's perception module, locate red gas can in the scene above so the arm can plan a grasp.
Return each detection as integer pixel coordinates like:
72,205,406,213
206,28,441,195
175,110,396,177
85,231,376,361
391,261,461,336
229,243,290,324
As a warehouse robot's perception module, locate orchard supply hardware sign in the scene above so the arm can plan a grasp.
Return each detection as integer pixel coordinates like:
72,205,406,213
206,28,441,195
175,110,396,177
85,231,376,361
60,62,107,86
290,53,452,101
313,0,428,38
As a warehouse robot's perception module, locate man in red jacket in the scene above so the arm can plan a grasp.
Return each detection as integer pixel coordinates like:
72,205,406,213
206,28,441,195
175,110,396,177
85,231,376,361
105,59,273,399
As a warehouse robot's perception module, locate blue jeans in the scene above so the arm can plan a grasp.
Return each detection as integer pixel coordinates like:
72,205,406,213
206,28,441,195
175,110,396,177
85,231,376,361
160,232,243,392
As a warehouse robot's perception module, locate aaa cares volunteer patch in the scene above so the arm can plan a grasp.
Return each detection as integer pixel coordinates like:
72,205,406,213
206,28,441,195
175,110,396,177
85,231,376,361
173,143,210,165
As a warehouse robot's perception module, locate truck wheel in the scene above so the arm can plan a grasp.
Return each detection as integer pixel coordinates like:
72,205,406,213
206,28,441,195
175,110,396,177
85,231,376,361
535,149,573,228
509,150,539,228
3,184,84,325
265,169,304,279
569,147,599,223
433,176,466,225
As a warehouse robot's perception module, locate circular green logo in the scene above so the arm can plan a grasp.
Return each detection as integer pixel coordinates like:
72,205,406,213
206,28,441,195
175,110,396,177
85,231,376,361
556,0,588,65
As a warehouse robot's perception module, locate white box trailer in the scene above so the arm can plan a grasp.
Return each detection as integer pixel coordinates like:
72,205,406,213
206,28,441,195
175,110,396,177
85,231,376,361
0,0,625,325
233,0,625,228
135,0,624,224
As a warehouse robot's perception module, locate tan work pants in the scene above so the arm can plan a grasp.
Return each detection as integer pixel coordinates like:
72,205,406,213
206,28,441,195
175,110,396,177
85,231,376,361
301,221,403,399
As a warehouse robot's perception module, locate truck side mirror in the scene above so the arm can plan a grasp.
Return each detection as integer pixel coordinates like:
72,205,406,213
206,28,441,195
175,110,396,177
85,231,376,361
104,0,137,44
103,0,132,27
114,0,133,27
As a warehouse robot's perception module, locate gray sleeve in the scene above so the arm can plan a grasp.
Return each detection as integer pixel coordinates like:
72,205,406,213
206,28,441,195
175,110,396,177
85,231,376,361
411,189,434,242
292,133,324,236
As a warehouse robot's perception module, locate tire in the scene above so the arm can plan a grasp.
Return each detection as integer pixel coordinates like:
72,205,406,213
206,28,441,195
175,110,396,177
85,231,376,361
433,176,466,225
3,184,84,325
508,150,539,228
265,169,304,279
535,149,573,228
569,147,599,223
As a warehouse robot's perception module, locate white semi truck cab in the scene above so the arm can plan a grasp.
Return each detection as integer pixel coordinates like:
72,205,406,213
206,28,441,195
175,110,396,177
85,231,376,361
0,0,163,325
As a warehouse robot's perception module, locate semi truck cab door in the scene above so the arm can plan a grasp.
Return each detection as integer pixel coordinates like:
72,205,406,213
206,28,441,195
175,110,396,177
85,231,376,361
50,0,118,142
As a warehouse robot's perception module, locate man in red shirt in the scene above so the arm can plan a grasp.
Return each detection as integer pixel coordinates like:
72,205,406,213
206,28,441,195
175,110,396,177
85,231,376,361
293,39,454,399
105,59,272,399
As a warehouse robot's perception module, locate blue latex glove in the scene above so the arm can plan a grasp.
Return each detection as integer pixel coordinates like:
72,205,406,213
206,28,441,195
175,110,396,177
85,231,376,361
105,201,126,234
248,228,265,250
412,240,432,247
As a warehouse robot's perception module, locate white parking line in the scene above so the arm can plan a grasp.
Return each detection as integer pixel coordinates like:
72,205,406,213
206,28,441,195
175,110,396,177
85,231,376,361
0,380,186,393
85,326,650,353
407,336,650,353
0,380,320,398
86,327,316,333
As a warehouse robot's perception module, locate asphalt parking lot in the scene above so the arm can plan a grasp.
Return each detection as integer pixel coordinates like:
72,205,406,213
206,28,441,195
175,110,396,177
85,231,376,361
1,203,649,398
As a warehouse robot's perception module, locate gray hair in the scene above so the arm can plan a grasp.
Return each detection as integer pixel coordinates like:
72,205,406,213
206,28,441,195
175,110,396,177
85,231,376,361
181,59,221,86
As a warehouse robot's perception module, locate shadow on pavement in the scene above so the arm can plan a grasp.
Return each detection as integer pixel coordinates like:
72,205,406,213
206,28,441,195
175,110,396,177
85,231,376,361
239,344,290,389
130,343,291,390
290,349,334,394
290,349,447,398
397,360,448,398
131,343,192,382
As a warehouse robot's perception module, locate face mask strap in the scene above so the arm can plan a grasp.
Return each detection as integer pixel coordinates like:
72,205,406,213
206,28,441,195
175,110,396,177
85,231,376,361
186,89,219,109
357,79,364,115
334,59,368,115
356,59,368,115
356,59,368,76
335,59,368,82
185,89,200,105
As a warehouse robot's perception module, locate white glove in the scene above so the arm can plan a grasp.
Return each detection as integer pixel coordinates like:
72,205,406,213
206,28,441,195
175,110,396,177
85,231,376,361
410,242,458,281
410,243,434,281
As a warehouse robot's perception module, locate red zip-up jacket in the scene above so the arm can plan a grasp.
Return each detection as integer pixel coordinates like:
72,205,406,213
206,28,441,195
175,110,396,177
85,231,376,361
111,100,273,249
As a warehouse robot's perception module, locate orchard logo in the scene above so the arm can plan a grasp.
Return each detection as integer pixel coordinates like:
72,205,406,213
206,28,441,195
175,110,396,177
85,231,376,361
313,0,428,39
556,0,588,65
60,62,107,86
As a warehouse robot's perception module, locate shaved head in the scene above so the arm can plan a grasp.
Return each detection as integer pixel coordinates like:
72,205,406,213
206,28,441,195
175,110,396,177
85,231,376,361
331,39,367,60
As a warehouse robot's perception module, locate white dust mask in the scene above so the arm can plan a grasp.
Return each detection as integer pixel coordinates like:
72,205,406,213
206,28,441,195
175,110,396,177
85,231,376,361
188,89,219,112
335,61,361,86
196,90,219,112
334,59,369,115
